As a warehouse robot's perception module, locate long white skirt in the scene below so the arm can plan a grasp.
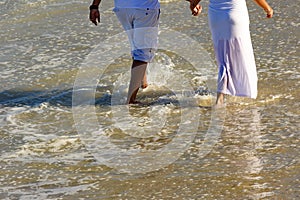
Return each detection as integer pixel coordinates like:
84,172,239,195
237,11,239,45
208,0,257,98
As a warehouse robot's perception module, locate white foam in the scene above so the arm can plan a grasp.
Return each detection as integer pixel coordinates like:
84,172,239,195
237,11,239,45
1,180,94,200
1,136,86,164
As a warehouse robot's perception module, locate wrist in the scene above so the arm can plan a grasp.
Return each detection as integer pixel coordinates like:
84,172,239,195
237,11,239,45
89,4,99,10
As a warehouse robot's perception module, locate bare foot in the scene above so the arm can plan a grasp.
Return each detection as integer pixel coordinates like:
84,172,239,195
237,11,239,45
141,82,148,89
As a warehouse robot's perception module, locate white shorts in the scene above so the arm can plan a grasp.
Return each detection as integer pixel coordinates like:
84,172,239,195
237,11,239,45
113,8,160,62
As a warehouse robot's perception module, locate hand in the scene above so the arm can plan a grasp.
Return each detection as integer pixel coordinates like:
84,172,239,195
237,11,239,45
192,4,202,16
90,9,100,26
265,8,273,18
189,0,202,16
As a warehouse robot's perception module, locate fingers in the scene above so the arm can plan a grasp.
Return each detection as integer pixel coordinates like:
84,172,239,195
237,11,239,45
192,4,202,16
189,0,202,17
89,14,97,25
91,18,97,26
93,19,98,26
266,8,274,18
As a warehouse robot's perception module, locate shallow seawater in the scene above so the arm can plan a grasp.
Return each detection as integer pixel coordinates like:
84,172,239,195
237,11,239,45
0,0,299,199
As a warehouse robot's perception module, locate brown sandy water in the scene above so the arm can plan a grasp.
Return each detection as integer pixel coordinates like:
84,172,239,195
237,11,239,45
0,0,299,199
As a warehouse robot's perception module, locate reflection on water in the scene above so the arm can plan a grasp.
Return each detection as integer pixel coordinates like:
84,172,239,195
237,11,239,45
0,0,299,199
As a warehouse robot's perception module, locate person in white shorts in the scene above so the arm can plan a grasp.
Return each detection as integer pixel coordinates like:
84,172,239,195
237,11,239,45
89,0,160,104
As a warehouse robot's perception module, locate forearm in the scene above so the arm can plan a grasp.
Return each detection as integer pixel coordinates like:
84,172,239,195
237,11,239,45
253,0,272,12
91,0,101,6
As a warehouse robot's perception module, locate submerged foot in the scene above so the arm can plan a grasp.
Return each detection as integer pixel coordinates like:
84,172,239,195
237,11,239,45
141,82,148,89
129,100,141,104
128,100,147,106
216,92,225,105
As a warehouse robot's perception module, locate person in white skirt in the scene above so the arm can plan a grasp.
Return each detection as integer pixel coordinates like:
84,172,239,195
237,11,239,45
187,0,273,105
89,0,160,104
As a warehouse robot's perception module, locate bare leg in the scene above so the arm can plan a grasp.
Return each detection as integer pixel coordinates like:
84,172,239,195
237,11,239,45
127,60,148,104
216,92,225,105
